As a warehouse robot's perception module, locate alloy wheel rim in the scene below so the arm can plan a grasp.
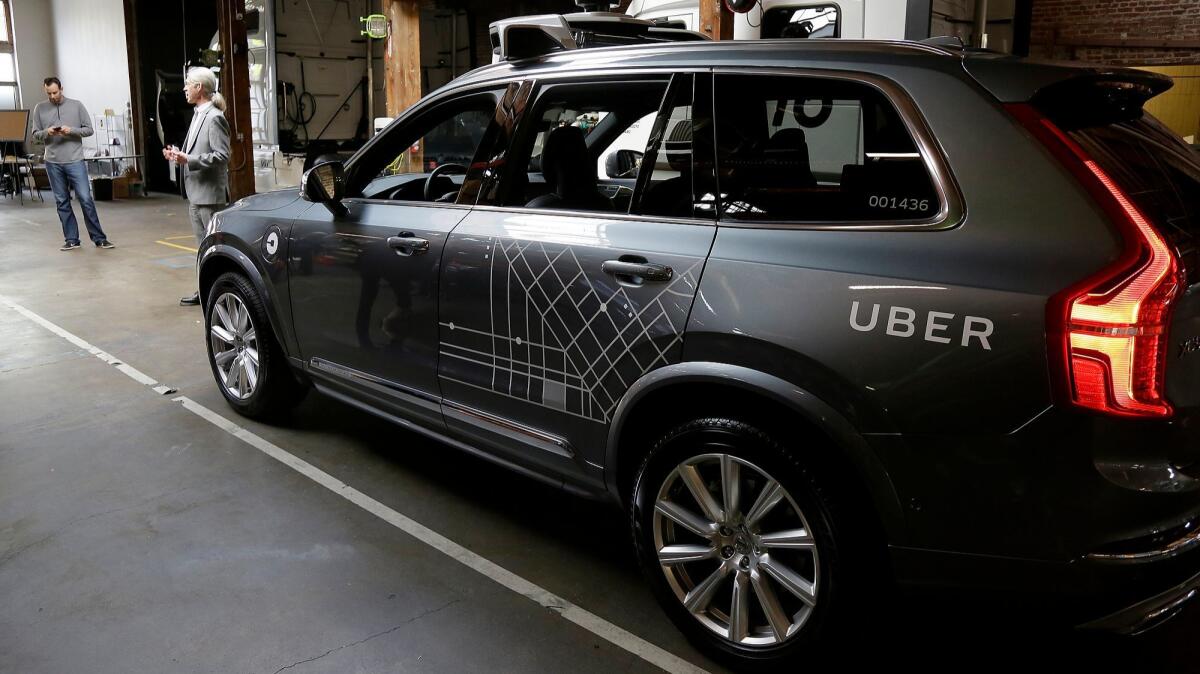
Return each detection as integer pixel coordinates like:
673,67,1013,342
209,292,259,400
652,452,819,647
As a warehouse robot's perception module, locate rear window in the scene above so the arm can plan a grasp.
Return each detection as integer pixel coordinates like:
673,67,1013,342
1066,114,1200,258
713,74,942,224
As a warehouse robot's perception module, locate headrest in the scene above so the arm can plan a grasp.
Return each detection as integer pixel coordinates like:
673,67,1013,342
540,125,595,196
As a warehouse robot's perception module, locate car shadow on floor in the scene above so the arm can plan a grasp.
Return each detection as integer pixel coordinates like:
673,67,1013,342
263,393,1196,673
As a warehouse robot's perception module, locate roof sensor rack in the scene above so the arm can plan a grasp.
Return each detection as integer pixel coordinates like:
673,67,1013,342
489,10,708,62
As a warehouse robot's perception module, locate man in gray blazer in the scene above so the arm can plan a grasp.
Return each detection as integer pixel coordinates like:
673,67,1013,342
165,66,229,306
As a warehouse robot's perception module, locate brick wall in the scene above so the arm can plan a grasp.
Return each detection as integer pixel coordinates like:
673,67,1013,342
1030,0,1200,65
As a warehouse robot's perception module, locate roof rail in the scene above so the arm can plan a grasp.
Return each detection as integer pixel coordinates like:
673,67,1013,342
920,35,965,50
489,11,708,62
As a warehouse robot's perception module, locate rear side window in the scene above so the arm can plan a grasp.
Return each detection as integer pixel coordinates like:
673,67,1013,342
713,74,941,224
1067,114,1200,254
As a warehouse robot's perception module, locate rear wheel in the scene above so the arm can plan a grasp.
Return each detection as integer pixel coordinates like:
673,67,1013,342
630,418,874,666
205,272,307,418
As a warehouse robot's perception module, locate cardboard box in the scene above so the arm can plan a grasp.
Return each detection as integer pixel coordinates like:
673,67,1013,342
33,166,49,189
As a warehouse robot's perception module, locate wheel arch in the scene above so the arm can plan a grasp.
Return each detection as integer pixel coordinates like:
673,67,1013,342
199,244,296,359
605,362,908,545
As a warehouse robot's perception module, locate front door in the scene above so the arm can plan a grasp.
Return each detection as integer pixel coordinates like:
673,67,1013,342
288,87,508,426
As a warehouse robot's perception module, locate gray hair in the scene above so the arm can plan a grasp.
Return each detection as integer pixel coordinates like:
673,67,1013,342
185,66,226,111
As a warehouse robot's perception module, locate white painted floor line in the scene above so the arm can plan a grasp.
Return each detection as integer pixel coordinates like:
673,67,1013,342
0,295,173,393
172,395,709,674
1,295,709,674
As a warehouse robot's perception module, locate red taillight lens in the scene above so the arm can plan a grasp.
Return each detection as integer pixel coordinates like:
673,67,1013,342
1007,103,1181,418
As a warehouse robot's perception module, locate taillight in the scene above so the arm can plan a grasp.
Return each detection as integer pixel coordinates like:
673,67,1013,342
1007,103,1182,418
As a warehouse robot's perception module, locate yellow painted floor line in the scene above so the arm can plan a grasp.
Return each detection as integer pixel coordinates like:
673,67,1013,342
163,235,196,241
155,240,198,253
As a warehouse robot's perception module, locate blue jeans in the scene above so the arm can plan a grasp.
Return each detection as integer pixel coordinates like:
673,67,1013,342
46,161,108,245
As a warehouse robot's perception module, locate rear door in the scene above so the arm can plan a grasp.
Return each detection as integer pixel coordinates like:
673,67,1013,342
436,72,717,488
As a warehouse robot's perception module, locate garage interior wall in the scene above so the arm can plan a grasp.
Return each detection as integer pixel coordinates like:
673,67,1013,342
10,0,55,118
1028,1,1200,141
1030,0,1200,65
44,0,133,150
931,0,1018,52
10,0,131,150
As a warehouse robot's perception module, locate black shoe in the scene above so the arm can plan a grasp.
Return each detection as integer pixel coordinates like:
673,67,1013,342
97,240,115,249
60,242,80,251
179,292,201,306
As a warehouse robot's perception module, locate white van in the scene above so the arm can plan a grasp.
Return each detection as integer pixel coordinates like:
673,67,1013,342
624,0,928,41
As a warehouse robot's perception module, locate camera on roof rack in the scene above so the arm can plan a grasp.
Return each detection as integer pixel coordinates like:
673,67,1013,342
575,1,619,10
489,9,708,62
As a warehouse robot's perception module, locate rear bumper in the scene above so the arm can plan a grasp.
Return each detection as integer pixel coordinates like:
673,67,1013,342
877,405,1200,627
890,529,1200,630
1079,569,1200,635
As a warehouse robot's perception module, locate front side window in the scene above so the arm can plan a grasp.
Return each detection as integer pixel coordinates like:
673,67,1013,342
349,90,502,202
714,73,940,223
376,108,491,178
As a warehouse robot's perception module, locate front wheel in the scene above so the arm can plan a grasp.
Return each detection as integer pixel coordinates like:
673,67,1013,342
630,418,874,666
205,272,307,418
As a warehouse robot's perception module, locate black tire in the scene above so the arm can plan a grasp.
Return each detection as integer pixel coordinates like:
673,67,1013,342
204,272,307,419
630,418,879,669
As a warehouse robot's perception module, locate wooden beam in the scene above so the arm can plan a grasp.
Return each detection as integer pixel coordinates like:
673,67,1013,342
123,0,145,189
216,0,255,201
699,0,733,41
383,0,421,171
384,0,422,118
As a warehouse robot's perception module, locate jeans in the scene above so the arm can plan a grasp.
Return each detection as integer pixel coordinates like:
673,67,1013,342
46,161,108,245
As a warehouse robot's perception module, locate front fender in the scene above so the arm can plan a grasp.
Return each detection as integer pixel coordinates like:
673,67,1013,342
198,240,296,359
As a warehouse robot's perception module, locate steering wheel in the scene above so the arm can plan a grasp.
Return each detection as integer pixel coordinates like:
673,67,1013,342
793,97,833,128
424,163,468,202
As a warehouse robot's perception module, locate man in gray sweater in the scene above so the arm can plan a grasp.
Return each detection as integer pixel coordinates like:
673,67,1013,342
31,77,114,251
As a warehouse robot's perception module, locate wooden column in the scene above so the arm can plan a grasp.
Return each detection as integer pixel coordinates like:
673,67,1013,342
383,0,421,171
384,0,422,118
123,0,144,189
699,0,734,41
216,0,255,201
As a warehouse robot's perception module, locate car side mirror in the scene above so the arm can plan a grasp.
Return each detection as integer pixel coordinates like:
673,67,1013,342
605,149,642,179
302,160,347,215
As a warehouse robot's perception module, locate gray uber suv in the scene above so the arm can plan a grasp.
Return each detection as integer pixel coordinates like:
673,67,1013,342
197,35,1200,667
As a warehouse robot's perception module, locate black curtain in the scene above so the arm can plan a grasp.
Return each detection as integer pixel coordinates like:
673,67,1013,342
134,0,218,194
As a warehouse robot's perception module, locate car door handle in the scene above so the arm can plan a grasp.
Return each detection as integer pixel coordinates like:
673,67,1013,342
387,234,430,256
601,259,674,284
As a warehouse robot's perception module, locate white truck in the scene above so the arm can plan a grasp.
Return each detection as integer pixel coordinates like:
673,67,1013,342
624,0,929,41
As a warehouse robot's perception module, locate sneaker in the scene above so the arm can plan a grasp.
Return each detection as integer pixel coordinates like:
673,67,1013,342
60,242,80,251
97,240,115,249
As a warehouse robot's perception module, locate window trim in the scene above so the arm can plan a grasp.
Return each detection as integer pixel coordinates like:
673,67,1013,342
711,67,964,232
475,71,720,225
0,0,18,106
0,0,12,48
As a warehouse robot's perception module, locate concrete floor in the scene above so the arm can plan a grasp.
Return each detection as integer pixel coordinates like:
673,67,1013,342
1,193,1199,673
